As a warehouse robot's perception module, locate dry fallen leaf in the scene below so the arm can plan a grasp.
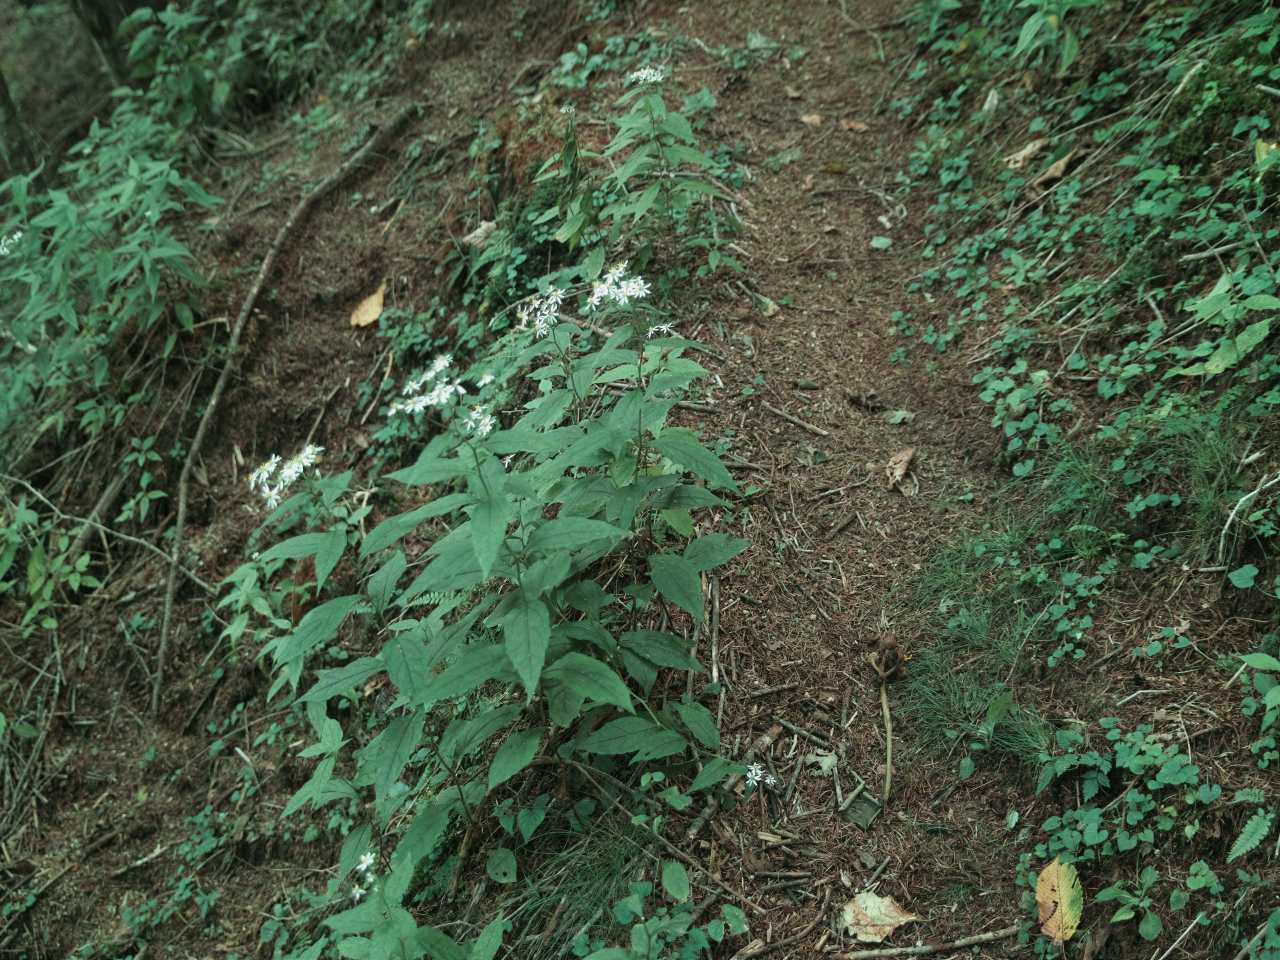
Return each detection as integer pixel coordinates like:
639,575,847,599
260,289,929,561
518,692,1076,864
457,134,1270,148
840,891,920,943
1031,148,1080,189
1036,857,1084,944
800,113,824,126
885,446,916,490
784,85,802,100
350,280,387,328
461,219,497,248
1004,138,1048,170
840,118,870,132
802,174,815,192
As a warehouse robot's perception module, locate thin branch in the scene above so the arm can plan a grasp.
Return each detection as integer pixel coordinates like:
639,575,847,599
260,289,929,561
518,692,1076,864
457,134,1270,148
1217,471,1280,566
153,102,418,717
837,924,1020,959
0,473,213,594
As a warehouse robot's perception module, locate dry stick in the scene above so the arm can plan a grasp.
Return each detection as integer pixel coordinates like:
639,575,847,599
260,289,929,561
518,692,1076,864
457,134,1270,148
152,102,419,717
1229,920,1270,960
879,681,893,811
761,401,830,437
837,924,1020,959
1217,471,1280,566
687,723,783,839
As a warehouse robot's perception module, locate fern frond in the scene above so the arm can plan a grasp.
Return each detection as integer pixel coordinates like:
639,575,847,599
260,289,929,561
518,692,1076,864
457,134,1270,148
1227,809,1274,863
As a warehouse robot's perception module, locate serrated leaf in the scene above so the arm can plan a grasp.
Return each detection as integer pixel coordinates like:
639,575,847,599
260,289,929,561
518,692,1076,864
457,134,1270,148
661,861,690,901
503,592,550,696
682,533,748,573
690,756,738,791
488,728,543,791
543,652,634,712
653,427,738,492
673,700,719,749
577,716,687,760
1036,857,1083,943
649,553,703,620
423,643,510,702
298,657,383,704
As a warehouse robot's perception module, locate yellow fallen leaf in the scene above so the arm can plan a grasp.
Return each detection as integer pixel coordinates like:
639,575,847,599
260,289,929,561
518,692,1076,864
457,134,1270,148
800,113,824,126
1036,857,1084,944
840,891,920,943
841,118,870,132
350,280,387,328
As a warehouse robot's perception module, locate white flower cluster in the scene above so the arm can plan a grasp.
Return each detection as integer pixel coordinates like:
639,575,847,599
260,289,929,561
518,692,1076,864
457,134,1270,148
560,103,576,116
745,762,777,789
515,286,566,338
626,66,667,85
646,322,675,339
248,444,323,509
0,230,22,256
462,405,497,438
587,262,651,311
351,851,376,902
389,353,467,416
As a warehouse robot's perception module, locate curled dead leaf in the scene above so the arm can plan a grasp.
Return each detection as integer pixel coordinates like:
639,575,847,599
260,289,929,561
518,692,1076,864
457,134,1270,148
1036,857,1084,944
1003,138,1047,170
461,219,497,248
884,446,916,493
350,280,387,328
840,118,870,132
839,891,920,943
800,113,824,126
1031,147,1081,189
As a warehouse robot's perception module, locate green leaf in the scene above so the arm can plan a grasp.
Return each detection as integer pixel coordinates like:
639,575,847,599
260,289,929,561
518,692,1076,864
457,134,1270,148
649,553,704,620
525,517,629,555
690,756,738,792
870,236,893,250
468,457,510,578
469,916,506,960
260,532,330,564
1138,911,1162,941
386,448,470,487
683,533,748,573
653,427,738,492
543,652,634,713
577,716,687,760
1242,652,1280,673
488,728,543,791
314,528,346,593
361,495,469,559
423,643,511,703
298,657,383,704
673,701,719,749
1229,564,1259,589
486,847,517,884
661,861,690,901
502,592,551,696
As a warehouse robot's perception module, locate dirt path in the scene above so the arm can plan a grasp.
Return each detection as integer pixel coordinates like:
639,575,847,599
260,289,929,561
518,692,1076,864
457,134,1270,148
659,0,1024,950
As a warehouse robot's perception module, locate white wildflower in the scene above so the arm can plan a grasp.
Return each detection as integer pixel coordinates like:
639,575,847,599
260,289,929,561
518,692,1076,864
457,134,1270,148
351,883,366,903
501,454,514,468
560,103,576,115
356,852,375,875
533,312,552,338
627,66,667,85
247,445,323,508
765,773,778,788
462,405,496,438
0,230,22,256
586,264,651,312
427,353,452,379
745,763,765,788
423,380,466,406
646,322,676,339
476,372,495,388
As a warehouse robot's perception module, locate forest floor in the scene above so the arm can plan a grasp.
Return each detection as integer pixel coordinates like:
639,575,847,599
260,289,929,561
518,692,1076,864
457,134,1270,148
5,1,1273,959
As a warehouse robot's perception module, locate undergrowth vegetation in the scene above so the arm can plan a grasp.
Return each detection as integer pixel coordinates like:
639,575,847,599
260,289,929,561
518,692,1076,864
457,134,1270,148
897,0,1280,954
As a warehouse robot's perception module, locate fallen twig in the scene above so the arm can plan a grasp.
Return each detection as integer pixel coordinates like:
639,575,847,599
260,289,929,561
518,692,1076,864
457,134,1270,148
153,102,418,717
837,924,1020,959
761,401,831,437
